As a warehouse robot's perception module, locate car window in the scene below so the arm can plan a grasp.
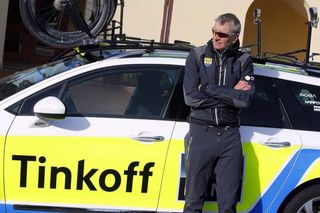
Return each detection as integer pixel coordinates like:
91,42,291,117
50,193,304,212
62,65,181,119
240,76,290,128
0,55,90,101
18,85,62,115
166,70,189,121
169,75,290,128
281,80,320,131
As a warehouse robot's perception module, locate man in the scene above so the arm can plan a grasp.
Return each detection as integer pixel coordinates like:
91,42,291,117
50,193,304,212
183,13,254,213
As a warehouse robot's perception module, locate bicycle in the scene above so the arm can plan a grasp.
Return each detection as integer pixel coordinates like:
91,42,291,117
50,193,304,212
19,0,117,48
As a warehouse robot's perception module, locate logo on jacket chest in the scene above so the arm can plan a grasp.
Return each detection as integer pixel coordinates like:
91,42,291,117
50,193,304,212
204,57,213,67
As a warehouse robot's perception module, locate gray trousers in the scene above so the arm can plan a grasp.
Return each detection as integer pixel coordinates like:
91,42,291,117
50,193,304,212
183,123,243,213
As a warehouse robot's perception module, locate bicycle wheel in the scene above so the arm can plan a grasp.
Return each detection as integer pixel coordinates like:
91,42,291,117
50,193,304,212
20,0,117,48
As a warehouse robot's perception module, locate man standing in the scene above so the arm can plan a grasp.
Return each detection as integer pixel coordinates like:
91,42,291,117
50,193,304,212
183,13,254,213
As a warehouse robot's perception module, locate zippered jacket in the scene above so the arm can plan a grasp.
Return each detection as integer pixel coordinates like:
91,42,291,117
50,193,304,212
183,40,255,127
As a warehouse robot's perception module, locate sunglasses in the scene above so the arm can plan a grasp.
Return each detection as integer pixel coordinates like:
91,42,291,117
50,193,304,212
211,28,235,38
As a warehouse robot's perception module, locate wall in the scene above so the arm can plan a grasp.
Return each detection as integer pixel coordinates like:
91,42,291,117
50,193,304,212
119,0,165,41
120,0,320,62
1,0,320,67
169,0,253,45
243,0,308,60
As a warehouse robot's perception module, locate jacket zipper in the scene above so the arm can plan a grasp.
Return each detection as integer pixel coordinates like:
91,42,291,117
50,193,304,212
215,55,223,126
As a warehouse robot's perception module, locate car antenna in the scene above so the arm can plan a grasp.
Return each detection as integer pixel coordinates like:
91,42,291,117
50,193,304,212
305,7,319,66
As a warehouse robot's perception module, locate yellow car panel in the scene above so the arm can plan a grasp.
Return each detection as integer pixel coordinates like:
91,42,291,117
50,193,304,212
6,136,166,209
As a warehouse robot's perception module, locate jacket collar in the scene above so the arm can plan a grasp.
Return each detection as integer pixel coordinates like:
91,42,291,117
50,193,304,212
207,39,240,58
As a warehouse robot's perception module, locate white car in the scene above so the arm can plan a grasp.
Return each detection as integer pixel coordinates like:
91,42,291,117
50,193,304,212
0,48,320,213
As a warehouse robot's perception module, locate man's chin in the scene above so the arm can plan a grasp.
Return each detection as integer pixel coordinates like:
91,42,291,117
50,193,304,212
213,43,223,49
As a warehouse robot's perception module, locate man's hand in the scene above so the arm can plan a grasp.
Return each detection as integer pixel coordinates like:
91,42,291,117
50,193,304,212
234,80,251,90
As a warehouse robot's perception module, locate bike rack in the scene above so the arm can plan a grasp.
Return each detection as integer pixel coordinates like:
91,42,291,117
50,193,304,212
77,36,194,54
247,7,320,69
240,8,263,56
253,8,262,58
93,0,194,51
305,7,319,65
103,0,125,41
50,2,320,74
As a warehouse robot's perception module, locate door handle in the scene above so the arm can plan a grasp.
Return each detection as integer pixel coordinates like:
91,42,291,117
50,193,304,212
261,141,291,148
130,132,165,143
130,135,165,142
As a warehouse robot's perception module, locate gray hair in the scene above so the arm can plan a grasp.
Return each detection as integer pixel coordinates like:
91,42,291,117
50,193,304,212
216,13,241,34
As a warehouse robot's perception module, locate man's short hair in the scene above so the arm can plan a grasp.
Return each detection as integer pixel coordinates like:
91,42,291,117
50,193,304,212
216,13,241,34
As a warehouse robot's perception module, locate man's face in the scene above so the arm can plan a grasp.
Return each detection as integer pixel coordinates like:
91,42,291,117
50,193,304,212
212,21,238,51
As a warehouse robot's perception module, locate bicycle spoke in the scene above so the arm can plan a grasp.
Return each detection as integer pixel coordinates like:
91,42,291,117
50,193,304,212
46,8,60,24
20,0,116,47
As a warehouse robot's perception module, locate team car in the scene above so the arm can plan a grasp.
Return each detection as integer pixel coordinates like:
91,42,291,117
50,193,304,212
1,45,320,213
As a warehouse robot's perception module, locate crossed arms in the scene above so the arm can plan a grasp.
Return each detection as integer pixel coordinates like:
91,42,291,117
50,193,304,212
183,50,255,109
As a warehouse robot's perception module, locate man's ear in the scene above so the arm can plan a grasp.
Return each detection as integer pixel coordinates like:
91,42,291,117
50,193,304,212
232,34,239,44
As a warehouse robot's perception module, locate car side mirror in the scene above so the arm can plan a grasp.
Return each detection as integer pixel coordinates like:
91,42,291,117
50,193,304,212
34,96,66,120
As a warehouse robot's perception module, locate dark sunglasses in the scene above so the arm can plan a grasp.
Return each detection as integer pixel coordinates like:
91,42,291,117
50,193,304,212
211,28,235,38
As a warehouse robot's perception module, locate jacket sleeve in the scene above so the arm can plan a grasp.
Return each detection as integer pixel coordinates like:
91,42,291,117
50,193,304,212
183,49,227,108
201,55,255,108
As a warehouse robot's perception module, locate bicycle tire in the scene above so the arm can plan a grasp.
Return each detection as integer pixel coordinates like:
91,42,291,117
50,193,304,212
19,0,117,48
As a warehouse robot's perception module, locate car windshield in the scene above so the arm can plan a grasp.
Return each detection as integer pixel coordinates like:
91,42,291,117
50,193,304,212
0,55,90,101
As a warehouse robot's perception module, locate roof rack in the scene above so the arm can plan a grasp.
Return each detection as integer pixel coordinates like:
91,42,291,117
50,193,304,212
48,1,320,76
49,37,194,61
76,36,195,54
252,54,320,73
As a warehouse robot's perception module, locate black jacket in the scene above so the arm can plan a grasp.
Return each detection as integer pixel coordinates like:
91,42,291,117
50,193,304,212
183,40,255,127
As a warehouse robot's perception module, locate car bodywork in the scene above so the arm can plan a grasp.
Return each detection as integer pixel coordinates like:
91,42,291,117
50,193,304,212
0,52,320,212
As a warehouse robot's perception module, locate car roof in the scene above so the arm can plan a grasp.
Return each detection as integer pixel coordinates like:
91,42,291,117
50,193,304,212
76,56,320,87
2,56,320,109
105,49,190,59
98,51,320,86
83,47,320,77
69,50,320,86
106,56,320,87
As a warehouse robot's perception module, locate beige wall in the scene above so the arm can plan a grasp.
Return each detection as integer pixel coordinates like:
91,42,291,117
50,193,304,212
0,0,320,65
118,0,254,45
119,0,165,41
170,0,253,45
120,0,320,62
243,0,308,60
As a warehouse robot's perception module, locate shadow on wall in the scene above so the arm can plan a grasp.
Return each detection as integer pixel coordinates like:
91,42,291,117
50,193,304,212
242,0,308,61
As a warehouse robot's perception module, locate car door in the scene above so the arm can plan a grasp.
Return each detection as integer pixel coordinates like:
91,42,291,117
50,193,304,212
238,75,302,213
157,74,302,212
4,64,182,212
0,109,16,213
